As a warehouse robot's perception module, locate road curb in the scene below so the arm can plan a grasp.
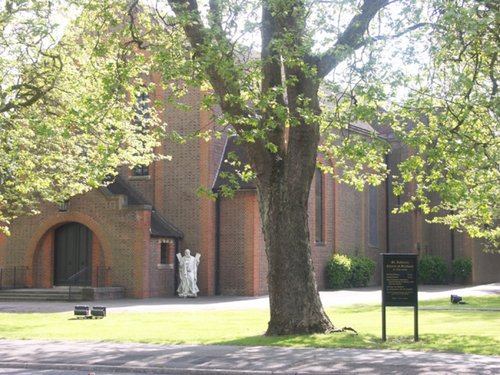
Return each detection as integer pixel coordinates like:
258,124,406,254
0,361,328,375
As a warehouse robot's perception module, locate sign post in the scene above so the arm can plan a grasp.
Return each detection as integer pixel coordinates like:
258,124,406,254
381,253,418,341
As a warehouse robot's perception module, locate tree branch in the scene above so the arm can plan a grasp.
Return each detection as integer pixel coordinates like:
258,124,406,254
489,51,498,97
261,0,283,93
208,0,223,31
0,84,43,113
127,0,147,49
317,0,390,78
0,49,62,114
168,0,205,51
168,0,252,123
368,22,433,44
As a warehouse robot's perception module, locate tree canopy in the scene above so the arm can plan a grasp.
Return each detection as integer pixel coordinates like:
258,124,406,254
0,0,164,233
389,0,499,249
2,1,496,245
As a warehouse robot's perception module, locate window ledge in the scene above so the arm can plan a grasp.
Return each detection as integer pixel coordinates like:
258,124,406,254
157,264,174,270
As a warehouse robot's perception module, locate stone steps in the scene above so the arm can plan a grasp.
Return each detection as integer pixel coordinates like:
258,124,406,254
0,287,125,301
0,287,84,302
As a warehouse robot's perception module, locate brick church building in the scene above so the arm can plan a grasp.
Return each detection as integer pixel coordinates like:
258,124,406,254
1,86,498,298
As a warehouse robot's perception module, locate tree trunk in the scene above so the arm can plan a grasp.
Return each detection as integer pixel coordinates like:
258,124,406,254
252,85,334,334
257,168,333,335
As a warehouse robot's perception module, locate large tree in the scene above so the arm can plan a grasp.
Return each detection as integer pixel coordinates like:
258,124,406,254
125,0,428,335
129,0,498,335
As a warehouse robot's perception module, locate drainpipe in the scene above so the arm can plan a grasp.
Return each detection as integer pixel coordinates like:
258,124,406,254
215,196,221,295
174,239,180,294
450,210,455,261
450,229,455,261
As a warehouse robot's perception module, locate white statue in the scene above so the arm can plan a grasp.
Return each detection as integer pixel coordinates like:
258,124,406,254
176,249,201,297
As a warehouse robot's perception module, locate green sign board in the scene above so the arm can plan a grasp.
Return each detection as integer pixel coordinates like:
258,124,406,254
381,253,418,341
382,254,418,306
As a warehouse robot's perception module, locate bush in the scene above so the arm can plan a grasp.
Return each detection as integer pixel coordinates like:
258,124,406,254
326,253,376,289
326,254,351,289
349,256,376,287
452,257,472,284
418,255,448,284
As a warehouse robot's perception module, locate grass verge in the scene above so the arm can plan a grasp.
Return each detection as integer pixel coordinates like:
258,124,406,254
0,296,498,355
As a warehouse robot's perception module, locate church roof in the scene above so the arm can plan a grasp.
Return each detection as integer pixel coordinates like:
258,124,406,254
213,119,388,193
106,175,150,206
150,210,184,238
213,136,256,191
105,175,183,239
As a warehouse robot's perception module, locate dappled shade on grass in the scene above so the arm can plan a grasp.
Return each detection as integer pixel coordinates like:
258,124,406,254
0,296,498,355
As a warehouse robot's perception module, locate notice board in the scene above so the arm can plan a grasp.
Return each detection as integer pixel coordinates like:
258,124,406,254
381,253,418,341
382,254,418,306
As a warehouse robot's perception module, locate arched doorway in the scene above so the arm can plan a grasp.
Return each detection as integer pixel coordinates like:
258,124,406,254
53,222,92,286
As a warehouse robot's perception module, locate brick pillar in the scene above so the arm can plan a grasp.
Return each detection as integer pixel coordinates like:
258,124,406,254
198,107,216,295
133,210,152,298
34,231,54,289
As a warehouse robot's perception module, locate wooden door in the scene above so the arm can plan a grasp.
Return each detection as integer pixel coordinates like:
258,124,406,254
54,223,92,286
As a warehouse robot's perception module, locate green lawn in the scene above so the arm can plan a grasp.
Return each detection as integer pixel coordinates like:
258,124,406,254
419,295,500,308
0,295,498,355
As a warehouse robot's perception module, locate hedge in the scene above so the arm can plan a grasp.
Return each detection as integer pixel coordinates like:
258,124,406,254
452,257,472,284
326,253,376,289
418,255,448,284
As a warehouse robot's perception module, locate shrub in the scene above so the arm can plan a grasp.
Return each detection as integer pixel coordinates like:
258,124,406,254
326,253,376,289
326,254,351,289
452,257,472,284
349,256,376,287
418,255,448,284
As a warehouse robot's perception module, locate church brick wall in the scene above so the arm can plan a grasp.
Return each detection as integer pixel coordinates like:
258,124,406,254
2,87,499,299
0,188,164,298
218,191,259,295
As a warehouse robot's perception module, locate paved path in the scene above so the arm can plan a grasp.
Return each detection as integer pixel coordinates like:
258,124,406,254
1,283,498,314
0,283,498,374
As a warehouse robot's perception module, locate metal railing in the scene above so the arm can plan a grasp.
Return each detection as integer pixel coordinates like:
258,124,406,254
0,266,28,289
0,265,111,294
66,267,89,301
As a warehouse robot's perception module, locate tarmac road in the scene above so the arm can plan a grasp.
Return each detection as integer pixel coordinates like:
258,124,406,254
0,339,499,375
0,283,499,374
